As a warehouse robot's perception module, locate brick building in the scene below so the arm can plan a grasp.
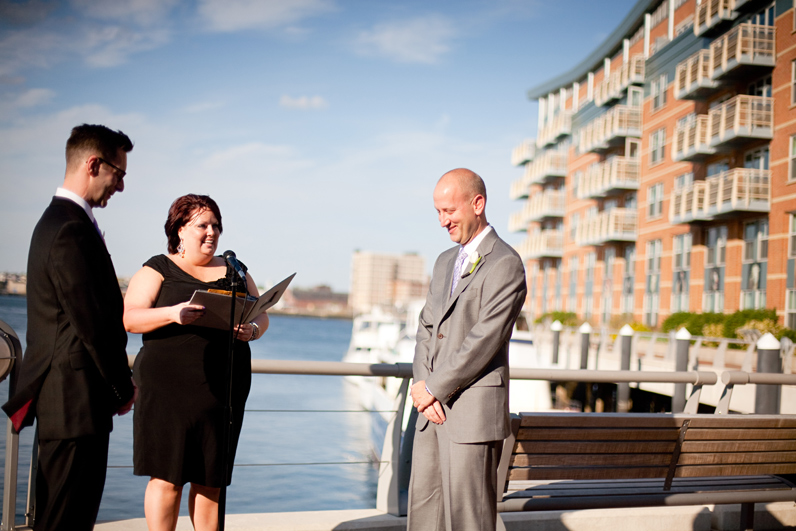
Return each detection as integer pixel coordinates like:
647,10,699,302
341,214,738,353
510,0,795,328
349,251,427,315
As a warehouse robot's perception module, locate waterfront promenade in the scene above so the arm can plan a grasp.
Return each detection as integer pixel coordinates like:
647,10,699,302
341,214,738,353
94,504,796,530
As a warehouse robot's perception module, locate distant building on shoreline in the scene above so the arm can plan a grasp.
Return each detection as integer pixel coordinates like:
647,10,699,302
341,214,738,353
280,285,350,318
349,251,428,315
0,273,27,296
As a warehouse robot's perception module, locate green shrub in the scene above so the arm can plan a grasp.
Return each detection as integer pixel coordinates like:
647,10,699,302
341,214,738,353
779,328,796,344
736,319,783,341
723,309,777,339
534,311,578,327
661,312,693,333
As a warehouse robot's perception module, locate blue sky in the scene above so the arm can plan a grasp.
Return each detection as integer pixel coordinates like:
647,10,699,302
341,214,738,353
0,0,636,292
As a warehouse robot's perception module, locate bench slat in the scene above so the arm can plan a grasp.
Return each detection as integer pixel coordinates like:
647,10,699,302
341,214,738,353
682,440,796,452
511,454,671,467
518,413,796,430
505,479,790,498
509,467,668,481
517,428,679,441
677,451,796,466
515,441,676,454
685,428,796,441
676,464,796,477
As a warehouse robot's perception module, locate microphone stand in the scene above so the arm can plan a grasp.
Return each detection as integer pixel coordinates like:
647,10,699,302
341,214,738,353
219,270,244,531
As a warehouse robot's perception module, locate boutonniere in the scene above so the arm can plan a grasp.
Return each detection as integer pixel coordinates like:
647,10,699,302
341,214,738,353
461,252,481,278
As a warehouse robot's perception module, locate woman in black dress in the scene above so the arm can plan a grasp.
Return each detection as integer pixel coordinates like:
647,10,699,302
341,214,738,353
124,194,268,531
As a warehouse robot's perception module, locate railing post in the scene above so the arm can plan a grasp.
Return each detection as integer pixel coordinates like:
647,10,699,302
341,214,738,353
579,322,592,370
617,324,634,413
551,320,562,365
755,333,781,414
376,377,411,516
673,328,692,413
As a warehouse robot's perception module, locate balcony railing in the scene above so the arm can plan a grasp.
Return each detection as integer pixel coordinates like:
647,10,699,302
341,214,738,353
537,112,572,148
516,230,564,260
695,0,736,37
578,105,642,154
673,115,715,161
710,23,775,80
508,210,528,233
575,208,638,247
509,177,530,200
709,94,773,147
670,169,770,224
670,181,709,224
674,49,717,100
526,190,566,222
578,157,640,200
594,55,645,107
511,140,537,166
526,149,568,184
705,168,770,216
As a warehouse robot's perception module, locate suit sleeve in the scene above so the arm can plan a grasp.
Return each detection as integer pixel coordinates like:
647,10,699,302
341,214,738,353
425,253,526,402
413,255,445,382
49,219,134,405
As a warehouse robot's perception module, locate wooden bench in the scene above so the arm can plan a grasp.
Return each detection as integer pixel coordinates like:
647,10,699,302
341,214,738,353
496,412,796,531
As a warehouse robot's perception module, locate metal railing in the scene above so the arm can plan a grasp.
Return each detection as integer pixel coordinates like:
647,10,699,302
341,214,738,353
575,208,637,247
710,23,775,78
524,149,568,185
578,105,642,154
673,114,713,161
670,168,769,223
709,94,773,146
537,112,572,148
508,177,529,201
511,140,536,167
695,0,736,36
593,55,645,107
515,230,564,261
525,189,565,222
675,49,715,99
578,157,640,200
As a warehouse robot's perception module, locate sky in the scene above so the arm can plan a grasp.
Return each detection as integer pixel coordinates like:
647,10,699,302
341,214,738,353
0,0,637,292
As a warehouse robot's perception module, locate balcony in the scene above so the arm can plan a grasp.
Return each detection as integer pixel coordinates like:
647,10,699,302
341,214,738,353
705,168,770,217
511,140,536,166
594,55,645,107
710,23,775,81
695,0,736,37
537,112,572,148
516,230,564,260
508,210,528,233
578,105,642,154
709,94,773,148
578,157,640,199
674,49,718,100
575,208,638,247
509,176,530,200
670,169,770,224
673,115,715,162
526,149,568,185
526,190,566,222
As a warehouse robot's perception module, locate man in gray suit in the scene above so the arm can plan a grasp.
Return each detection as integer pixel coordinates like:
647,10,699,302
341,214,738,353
408,168,527,531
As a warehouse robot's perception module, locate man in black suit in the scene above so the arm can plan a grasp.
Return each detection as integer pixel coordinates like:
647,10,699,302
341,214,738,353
3,124,137,530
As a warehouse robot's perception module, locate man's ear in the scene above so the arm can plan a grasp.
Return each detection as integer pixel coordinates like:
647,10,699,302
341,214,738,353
86,156,101,177
472,194,485,216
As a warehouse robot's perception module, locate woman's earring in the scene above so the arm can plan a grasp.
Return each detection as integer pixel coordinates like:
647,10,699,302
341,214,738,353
177,239,185,258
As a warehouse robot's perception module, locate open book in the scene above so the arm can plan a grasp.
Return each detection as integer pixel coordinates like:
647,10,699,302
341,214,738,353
187,273,296,330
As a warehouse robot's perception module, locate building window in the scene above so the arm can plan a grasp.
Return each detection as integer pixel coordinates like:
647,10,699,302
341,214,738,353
790,136,796,182
672,233,691,312
788,290,796,329
675,172,694,190
704,226,727,312
650,128,666,165
792,60,796,105
648,182,664,219
570,212,580,242
572,170,581,199
602,247,616,324
568,257,579,313
622,244,635,314
644,239,662,327
651,74,668,111
584,252,595,319
790,215,796,258
742,220,767,310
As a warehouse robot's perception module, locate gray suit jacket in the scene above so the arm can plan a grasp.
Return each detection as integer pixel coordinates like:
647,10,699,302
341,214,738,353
413,229,526,444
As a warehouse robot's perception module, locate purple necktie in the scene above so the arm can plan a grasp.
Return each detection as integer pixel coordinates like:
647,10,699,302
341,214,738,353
450,247,468,295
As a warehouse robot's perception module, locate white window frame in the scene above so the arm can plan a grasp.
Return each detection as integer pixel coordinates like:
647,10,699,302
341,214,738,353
704,226,727,312
644,239,662,327
792,59,796,106
741,220,768,310
672,233,691,313
621,244,635,314
650,127,666,166
651,73,668,111
648,182,664,219
790,135,796,182
790,214,796,258
788,290,796,329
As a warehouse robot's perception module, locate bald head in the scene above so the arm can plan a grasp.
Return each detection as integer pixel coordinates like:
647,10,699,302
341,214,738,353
433,168,488,245
438,168,487,204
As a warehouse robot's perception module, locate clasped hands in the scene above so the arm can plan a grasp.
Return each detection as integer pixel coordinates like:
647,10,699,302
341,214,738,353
410,380,446,425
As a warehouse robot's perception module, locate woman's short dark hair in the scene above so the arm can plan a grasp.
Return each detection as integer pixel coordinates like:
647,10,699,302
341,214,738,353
165,194,223,254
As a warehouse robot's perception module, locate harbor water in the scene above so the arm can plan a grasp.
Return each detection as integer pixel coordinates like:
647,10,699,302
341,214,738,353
0,295,377,524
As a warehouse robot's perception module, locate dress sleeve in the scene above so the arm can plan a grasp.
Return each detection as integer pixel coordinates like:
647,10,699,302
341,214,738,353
143,255,169,276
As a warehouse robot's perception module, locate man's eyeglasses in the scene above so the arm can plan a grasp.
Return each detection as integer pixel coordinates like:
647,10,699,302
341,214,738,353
98,157,126,180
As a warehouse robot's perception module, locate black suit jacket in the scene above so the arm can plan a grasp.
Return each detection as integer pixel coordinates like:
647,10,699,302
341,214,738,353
2,197,134,439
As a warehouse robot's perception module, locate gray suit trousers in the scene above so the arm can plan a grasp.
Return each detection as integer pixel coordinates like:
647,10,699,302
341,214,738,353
407,421,500,531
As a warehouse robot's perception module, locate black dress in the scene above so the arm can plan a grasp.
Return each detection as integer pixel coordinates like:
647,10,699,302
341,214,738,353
133,255,252,487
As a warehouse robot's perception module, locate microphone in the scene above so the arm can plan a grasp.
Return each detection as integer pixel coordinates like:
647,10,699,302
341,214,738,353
223,250,247,283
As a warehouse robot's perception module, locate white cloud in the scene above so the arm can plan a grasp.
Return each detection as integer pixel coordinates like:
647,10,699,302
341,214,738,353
279,95,328,110
70,0,180,25
82,25,170,68
15,87,54,107
354,15,456,64
198,0,334,32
